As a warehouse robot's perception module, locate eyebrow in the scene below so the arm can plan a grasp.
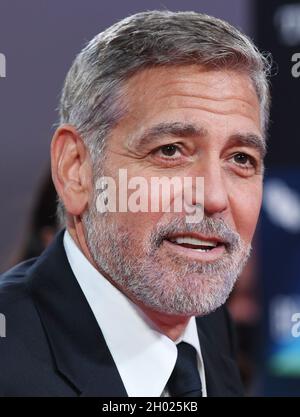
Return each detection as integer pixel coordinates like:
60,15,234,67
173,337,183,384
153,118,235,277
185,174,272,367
227,132,267,159
129,122,208,148
130,121,266,159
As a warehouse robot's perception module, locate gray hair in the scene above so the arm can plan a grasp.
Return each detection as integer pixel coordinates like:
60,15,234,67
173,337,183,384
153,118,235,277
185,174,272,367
57,10,272,225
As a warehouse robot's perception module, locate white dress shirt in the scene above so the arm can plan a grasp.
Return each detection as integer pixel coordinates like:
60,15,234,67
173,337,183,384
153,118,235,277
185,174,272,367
63,230,207,397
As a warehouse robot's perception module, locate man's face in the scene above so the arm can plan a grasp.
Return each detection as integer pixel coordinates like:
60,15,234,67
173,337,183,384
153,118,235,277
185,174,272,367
83,65,264,316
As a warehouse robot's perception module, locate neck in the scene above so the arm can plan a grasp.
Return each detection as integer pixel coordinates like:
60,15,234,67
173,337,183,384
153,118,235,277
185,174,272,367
67,216,99,269
134,303,191,341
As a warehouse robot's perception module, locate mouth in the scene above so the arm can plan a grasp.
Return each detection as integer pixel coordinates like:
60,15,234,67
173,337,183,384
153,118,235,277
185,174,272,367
163,232,227,261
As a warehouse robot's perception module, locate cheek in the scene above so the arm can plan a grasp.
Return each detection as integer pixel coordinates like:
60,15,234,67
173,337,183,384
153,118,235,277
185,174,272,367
102,167,166,242
113,211,162,241
230,181,263,243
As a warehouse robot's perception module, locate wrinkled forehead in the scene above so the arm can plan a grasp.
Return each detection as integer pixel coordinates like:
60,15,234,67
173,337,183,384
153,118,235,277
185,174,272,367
125,65,261,125
120,64,262,137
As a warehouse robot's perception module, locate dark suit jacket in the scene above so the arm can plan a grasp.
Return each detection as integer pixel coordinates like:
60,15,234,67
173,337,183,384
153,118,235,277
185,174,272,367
0,230,244,397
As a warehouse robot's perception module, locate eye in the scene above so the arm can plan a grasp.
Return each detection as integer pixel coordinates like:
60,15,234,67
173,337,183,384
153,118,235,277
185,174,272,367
232,152,256,169
154,143,182,158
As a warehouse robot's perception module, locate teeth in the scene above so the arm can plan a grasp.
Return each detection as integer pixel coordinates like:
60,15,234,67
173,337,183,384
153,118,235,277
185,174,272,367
170,236,217,247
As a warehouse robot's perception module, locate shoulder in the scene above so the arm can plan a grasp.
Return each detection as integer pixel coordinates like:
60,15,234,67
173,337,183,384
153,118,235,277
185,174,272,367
0,258,62,396
0,257,43,345
0,258,37,308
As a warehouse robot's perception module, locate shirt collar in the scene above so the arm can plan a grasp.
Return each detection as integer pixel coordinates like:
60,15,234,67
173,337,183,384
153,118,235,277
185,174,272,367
63,229,206,397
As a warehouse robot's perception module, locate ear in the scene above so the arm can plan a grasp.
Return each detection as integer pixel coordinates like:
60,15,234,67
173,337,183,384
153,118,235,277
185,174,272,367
51,124,92,217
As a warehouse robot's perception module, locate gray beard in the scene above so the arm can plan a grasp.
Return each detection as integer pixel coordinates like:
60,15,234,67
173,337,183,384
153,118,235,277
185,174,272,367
82,203,251,317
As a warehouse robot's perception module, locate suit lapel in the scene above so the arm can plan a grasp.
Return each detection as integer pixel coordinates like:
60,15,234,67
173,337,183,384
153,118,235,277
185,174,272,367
196,316,244,397
27,230,127,397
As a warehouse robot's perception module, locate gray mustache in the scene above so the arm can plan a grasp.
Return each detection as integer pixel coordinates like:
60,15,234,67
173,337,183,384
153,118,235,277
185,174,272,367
151,216,241,251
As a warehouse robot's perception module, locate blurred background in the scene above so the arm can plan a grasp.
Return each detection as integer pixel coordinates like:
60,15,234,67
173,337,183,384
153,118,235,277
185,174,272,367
0,0,300,396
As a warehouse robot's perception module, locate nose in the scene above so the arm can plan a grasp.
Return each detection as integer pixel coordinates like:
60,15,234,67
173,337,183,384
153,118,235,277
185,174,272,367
190,156,229,217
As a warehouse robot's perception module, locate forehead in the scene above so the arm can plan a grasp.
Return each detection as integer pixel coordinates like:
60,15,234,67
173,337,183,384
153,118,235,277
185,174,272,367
122,64,261,133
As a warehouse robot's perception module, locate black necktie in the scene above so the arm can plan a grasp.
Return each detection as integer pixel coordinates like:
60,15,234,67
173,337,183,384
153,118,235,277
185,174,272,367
167,342,202,397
